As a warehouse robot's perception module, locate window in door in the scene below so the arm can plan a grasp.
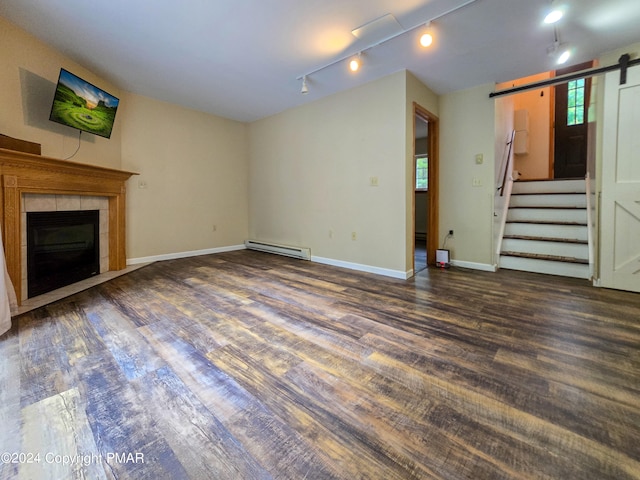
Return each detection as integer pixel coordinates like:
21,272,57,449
567,78,586,126
416,155,428,190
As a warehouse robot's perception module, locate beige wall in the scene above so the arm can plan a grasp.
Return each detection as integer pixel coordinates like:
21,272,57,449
1,17,249,263
439,84,496,267
511,73,552,180
121,93,249,259
249,72,409,275
0,16,122,169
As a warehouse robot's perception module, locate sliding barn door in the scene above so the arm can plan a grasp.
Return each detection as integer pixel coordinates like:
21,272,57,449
600,65,640,293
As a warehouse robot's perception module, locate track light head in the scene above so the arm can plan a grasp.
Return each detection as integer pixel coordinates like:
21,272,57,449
301,76,309,94
419,22,433,47
544,1,565,24
556,48,571,64
349,53,361,72
547,41,571,65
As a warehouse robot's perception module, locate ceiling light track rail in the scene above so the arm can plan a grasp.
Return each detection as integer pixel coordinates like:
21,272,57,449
296,0,479,82
489,54,639,98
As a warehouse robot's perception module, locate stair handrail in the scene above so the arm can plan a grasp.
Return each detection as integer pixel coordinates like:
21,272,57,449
585,172,595,280
497,130,516,196
496,175,514,262
495,129,516,264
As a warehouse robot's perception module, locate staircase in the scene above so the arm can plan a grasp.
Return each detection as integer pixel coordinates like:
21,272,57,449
499,179,590,279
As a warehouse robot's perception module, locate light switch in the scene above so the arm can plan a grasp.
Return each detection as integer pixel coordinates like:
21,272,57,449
475,154,483,165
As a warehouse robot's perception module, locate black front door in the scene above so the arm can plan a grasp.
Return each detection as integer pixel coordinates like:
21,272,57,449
553,61,592,179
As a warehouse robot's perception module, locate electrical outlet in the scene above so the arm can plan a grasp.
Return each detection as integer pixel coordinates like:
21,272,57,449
472,178,482,187
369,176,379,186
138,180,148,189
449,229,454,236
351,231,357,241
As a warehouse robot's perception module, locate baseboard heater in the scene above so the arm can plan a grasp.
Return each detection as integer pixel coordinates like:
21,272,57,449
244,240,311,261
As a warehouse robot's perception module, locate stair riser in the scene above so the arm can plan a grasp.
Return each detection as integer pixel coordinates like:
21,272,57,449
499,256,590,279
501,239,588,259
510,194,587,208
512,180,586,195
507,208,587,224
504,223,588,241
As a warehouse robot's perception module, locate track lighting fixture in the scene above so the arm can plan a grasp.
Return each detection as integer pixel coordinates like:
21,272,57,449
349,53,362,72
295,0,480,92
419,22,433,48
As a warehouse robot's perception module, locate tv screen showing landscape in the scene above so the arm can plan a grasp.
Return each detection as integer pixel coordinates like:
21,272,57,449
49,68,119,139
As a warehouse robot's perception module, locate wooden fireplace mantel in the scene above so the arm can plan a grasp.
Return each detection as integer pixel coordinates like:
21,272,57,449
0,147,137,304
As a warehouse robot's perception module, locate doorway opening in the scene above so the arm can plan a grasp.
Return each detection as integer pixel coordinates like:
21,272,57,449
413,103,439,274
502,61,593,181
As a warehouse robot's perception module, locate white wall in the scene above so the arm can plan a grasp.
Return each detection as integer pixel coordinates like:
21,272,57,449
439,84,496,268
249,72,409,275
121,93,249,260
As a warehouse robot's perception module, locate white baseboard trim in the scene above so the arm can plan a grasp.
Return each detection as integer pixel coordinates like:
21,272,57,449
311,256,411,280
127,244,246,265
450,259,497,272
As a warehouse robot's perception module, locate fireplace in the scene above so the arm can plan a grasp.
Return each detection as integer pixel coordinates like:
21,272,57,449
27,210,100,298
0,147,137,305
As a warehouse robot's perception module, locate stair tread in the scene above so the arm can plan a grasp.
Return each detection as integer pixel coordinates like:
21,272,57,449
511,192,586,195
500,251,589,264
503,235,587,244
509,205,586,209
506,220,587,226
515,178,584,182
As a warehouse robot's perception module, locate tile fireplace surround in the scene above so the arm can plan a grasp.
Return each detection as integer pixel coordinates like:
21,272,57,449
21,194,109,302
0,147,136,305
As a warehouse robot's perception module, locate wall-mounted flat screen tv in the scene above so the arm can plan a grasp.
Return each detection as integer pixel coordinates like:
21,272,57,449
49,68,119,139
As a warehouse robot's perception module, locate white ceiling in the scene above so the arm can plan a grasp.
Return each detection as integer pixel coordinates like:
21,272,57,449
1,0,640,122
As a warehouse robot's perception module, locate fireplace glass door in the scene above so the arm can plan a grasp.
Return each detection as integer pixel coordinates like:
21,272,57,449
27,210,100,298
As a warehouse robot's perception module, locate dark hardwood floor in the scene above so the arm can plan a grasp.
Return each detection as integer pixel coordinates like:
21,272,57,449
1,250,639,479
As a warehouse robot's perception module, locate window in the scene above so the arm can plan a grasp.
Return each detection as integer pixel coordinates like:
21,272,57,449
567,78,585,126
416,155,428,190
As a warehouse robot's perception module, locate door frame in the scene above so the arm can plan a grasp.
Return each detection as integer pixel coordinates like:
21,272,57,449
413,103,439,271
551,60,593,179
